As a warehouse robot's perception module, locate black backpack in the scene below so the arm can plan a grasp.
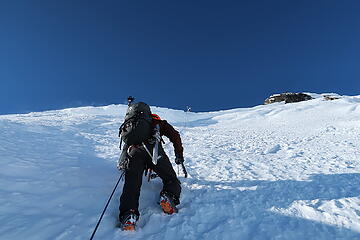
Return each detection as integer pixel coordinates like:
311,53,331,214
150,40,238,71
119,102,153,145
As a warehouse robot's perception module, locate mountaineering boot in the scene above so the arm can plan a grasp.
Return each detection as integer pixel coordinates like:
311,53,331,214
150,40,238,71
119,209,139,231
159,191,178,214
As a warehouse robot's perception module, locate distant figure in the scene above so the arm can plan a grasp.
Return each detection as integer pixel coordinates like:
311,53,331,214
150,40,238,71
127,96,135,106
117,101,184,231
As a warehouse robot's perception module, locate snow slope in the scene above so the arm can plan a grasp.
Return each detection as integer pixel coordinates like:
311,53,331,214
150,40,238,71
1,95,360,240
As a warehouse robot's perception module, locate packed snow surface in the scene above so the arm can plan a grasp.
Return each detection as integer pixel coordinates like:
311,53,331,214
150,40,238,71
1,95,360,240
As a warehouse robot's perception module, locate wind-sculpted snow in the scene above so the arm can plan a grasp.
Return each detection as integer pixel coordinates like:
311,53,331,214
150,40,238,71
0,95,360,239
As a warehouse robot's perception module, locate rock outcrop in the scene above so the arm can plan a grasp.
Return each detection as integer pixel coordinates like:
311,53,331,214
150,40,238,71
264,92,313,105
323,94,340,101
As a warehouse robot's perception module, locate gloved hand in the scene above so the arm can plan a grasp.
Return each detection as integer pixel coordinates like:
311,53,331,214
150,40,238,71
117,150,129,171
117,161,124,171
175,157,184,165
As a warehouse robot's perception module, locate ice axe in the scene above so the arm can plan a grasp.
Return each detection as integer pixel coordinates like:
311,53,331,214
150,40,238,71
181,162,188,178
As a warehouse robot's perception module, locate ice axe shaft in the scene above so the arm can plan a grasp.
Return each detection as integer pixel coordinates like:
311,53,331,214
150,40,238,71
152,124,161,165
181,162,188,178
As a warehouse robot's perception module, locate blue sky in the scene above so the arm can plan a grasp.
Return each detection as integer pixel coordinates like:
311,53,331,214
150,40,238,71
1,0,360,114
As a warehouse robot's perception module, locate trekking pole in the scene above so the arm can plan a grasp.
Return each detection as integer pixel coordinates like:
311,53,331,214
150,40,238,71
90,173,123,240
181,106,190,178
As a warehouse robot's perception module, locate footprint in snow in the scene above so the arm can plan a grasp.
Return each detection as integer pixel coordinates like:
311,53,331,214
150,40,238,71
264,144,281,154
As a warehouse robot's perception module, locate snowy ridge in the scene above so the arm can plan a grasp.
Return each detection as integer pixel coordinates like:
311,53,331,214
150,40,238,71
0,95,360,239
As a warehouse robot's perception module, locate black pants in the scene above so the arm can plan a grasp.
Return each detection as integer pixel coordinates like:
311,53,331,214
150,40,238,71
119,145,181,217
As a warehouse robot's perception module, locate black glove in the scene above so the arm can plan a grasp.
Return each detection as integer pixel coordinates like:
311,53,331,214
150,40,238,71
175,157,184,165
